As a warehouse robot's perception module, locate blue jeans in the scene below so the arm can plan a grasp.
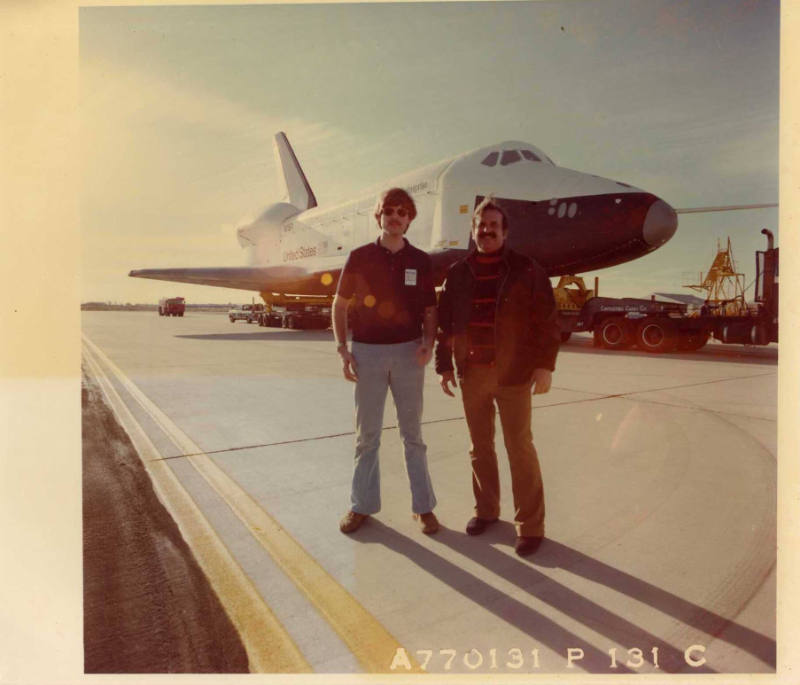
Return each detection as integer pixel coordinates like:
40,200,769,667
350,340,437,515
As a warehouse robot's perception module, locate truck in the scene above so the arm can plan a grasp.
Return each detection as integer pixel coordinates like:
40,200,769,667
257,296,331,330
158,297,185,316
555,229,778,353
228,303,264,323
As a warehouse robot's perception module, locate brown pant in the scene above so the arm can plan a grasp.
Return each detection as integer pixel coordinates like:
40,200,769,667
460,364,545,537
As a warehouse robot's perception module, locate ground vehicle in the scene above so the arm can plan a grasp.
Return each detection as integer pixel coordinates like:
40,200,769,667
555,229,778,353
228,303,264,323
158,297,185,316
257,296,331,329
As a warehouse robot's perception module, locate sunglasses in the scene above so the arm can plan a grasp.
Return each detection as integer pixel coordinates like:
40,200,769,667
382,206,409,218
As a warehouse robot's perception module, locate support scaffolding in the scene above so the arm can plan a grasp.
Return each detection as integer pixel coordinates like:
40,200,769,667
683,237,748,316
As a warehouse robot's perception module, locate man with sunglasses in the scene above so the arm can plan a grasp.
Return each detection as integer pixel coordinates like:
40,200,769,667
435,197,560,556
333,187,439,535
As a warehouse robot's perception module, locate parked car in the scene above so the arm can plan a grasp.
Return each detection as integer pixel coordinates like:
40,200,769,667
228,303,265,323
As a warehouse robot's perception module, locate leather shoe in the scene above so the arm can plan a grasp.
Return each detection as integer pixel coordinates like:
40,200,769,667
465,516,499,536
515,535,543,556
414,511,440,535
339,510,368,534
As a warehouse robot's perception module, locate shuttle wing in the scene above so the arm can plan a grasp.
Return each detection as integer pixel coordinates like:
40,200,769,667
129,265,339,295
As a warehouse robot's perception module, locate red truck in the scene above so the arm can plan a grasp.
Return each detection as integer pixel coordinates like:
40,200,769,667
158,297,185,317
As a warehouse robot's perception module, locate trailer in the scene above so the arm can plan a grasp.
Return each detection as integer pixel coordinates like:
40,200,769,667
555,229,778,353
158,297,185,317
257,294,332,330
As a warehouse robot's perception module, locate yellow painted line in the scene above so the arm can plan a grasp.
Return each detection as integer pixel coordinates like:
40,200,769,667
82,343,311,674
82,334,420,674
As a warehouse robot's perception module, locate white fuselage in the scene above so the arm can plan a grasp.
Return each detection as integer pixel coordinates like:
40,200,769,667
235,140,665,279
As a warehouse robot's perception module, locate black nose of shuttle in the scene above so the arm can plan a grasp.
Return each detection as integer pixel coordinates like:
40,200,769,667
642,199,678,247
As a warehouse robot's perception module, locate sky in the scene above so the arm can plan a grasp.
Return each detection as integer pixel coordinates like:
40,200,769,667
80,0,780,304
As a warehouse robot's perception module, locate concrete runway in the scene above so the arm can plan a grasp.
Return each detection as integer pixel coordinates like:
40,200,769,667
81,310,777,674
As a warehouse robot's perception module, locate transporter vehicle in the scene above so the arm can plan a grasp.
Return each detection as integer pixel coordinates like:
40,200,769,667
158,297,185,316
257,295,331,329
228,303,264,323
555,229,778,353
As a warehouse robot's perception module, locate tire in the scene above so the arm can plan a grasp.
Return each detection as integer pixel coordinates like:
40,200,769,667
560,331,572,343
230,316,235,323
750,324,769,346
597,317,631,350
636,318,677,353
677,331,709,351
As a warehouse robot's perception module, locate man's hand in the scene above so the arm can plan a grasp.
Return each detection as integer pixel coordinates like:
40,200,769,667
339,348,358,382
439,371,457,397
532,368,552,395
416,343,433,367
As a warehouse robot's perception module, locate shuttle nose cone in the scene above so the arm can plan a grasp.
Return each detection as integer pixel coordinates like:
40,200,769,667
643,199,678,247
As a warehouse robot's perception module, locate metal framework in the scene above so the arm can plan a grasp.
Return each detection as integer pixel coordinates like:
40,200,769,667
684,237,748,316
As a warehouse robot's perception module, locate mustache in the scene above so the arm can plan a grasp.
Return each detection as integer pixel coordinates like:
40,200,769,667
477,231,499,239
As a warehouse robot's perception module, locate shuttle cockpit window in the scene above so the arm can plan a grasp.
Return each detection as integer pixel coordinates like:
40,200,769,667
500,150,522,166
521,149,542,162
481,152,499,167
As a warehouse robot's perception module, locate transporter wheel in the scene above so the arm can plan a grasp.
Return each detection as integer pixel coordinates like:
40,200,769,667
636,318,677,353
677,331,709,351
598,317,631,350
179,312,183,317
750,324,769,346
158,308,163,316
229,316,235,323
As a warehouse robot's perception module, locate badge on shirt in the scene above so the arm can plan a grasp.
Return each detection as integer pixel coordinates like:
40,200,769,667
404,268,417,286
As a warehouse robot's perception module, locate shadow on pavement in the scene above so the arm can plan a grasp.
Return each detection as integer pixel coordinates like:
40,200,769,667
176,330,334,342
532,536,776,669
355,518,773,673
355,520,707,674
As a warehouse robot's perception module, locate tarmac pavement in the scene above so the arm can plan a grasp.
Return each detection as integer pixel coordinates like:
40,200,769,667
81,310,777,675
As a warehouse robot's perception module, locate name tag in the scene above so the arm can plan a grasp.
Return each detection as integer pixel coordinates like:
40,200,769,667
404,268,417,286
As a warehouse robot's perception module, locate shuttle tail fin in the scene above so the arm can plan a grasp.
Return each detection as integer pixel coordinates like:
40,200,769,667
273,132,317,210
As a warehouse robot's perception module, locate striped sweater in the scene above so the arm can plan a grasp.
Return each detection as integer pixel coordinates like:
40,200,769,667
467,252,503,365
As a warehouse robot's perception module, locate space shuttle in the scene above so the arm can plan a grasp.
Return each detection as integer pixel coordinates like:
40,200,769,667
129,132,771,298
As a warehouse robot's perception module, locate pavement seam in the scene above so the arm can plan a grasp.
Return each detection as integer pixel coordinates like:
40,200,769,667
150,371,776,461
82,333,420,674
82,340,312,674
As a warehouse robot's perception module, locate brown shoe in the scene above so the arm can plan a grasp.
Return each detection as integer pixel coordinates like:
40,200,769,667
466,516,499,536
414,511,439,535
339,510,368,534
515,535,543,556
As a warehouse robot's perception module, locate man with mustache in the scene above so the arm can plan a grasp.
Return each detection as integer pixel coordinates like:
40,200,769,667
333,187,439,535
435,197,560,556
